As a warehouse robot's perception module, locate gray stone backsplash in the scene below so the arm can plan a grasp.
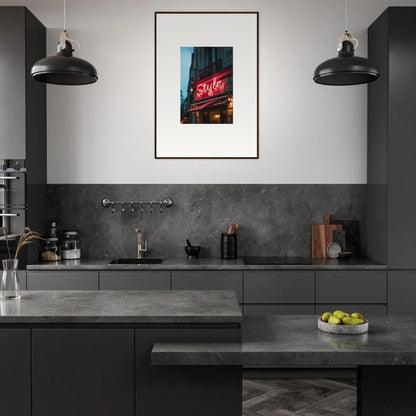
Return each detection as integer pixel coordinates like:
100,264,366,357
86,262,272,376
47,185,367,260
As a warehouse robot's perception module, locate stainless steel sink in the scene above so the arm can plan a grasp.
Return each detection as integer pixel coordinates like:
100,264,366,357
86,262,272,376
109,258,164,265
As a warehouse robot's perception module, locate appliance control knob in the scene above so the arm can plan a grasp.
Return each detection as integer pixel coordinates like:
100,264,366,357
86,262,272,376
13,162,21,171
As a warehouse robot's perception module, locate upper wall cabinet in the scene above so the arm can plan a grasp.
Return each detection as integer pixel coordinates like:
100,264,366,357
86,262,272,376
0,7,45,160
367,7,416,269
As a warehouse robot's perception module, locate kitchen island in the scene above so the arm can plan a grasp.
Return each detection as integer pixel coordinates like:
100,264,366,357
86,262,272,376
153,315,416,416
0,290,242,416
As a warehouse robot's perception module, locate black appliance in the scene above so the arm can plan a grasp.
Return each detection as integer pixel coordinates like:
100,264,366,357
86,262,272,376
0,160,45,268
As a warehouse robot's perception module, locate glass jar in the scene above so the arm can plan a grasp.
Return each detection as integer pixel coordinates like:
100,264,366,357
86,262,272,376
61,231,81,260
40,238,61,262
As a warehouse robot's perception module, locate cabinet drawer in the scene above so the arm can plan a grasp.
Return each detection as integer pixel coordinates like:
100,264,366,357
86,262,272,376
244,271,315,304
27,271,99,290
171,271,243,303
100,271,170,290
316,271,387,303
316,304,387,316
244,304,314,315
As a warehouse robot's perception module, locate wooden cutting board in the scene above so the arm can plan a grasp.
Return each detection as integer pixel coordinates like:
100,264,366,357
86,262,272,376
312,214,343,259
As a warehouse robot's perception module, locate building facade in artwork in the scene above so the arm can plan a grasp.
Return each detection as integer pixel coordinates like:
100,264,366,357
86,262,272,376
182,47,233,124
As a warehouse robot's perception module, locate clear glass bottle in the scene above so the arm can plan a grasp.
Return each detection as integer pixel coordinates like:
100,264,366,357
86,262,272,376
61,231,81,260
1,259,20,300
41,238,61,262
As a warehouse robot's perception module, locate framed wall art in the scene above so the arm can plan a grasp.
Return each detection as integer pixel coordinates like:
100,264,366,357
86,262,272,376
155,12,259,159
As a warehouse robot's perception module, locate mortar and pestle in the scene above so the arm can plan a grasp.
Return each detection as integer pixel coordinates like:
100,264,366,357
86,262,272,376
185,239,200,259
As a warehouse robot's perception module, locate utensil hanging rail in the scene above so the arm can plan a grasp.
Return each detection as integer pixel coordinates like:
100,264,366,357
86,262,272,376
101,197,173,214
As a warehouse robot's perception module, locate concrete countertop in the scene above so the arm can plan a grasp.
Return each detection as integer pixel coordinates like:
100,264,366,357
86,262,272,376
152,315,416,366
0,290,242,324
27,257,387,271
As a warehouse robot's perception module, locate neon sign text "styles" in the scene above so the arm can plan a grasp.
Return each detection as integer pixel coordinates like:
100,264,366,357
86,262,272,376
196,78,223,97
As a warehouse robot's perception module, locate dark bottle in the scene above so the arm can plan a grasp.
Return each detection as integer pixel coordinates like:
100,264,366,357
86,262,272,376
221,233,237,259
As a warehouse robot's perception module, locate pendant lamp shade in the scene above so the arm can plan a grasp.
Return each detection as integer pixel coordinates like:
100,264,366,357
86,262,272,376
313,0,379,86
31,0,98,86
31,41,98,85
313,40,379,86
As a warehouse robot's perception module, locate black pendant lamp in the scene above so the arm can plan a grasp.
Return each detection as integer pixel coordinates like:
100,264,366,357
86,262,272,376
313,0,378,86
31,0,98,85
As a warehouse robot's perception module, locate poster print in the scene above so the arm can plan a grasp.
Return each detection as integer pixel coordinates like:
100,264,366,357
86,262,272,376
180,47,233,124
155,12,258,158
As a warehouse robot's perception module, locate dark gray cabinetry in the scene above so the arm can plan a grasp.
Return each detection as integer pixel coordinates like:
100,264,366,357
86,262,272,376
18,270,27,290
0,7,47,267
171,271,243,303
244,304,314,315
316,271,387,315
368,8,416,269
32,329,134,416
100,271,170,290
244,271,315,315
135,328,241,416
388,271,416,314
0,7,45,158
0,329,31,416
27,271,99,290
316,304,387,316
316,271,387,303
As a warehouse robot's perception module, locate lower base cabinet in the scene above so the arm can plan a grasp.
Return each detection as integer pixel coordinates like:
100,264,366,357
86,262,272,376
388,271,416,314
244,304,314,315
0,329,31,416
315,304,387,316
32,329,134,416
27,271,99,290
135,328,241,416
29,326,241,416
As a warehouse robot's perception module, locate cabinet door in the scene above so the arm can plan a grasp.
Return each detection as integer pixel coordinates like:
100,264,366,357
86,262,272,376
244,304,314,315
135,328,241,416
32,329,134,416
388,271,416,314
0,329,31,416
244,271,315,304
27,271,99,290
171,271,243,303
0,7,26,158
316,271,387,303
100,271,170,290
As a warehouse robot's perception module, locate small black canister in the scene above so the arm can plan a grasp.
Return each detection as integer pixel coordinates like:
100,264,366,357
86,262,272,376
221,233,237,259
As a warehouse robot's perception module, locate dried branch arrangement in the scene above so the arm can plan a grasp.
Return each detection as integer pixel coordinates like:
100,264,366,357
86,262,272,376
2,227,43,263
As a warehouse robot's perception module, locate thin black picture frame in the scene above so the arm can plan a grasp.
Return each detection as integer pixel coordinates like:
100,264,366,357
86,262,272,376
154,11,259,159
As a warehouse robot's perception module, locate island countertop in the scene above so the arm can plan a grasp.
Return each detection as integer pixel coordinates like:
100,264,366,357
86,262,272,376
152,315,416,366
0,290,242,324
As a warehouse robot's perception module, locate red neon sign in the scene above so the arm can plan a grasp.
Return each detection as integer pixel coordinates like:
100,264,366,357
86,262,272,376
196,78,223,98
193,67,232,102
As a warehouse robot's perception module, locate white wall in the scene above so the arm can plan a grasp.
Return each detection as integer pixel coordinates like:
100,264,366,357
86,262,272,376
2,0,415,184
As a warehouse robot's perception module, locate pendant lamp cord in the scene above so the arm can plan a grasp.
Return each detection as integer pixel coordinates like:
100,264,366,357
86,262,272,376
337,0,358,51
345,0,348,32
64,0,67,32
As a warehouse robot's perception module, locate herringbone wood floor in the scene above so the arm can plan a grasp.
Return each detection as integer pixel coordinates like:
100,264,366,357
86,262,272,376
243,379,357,416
